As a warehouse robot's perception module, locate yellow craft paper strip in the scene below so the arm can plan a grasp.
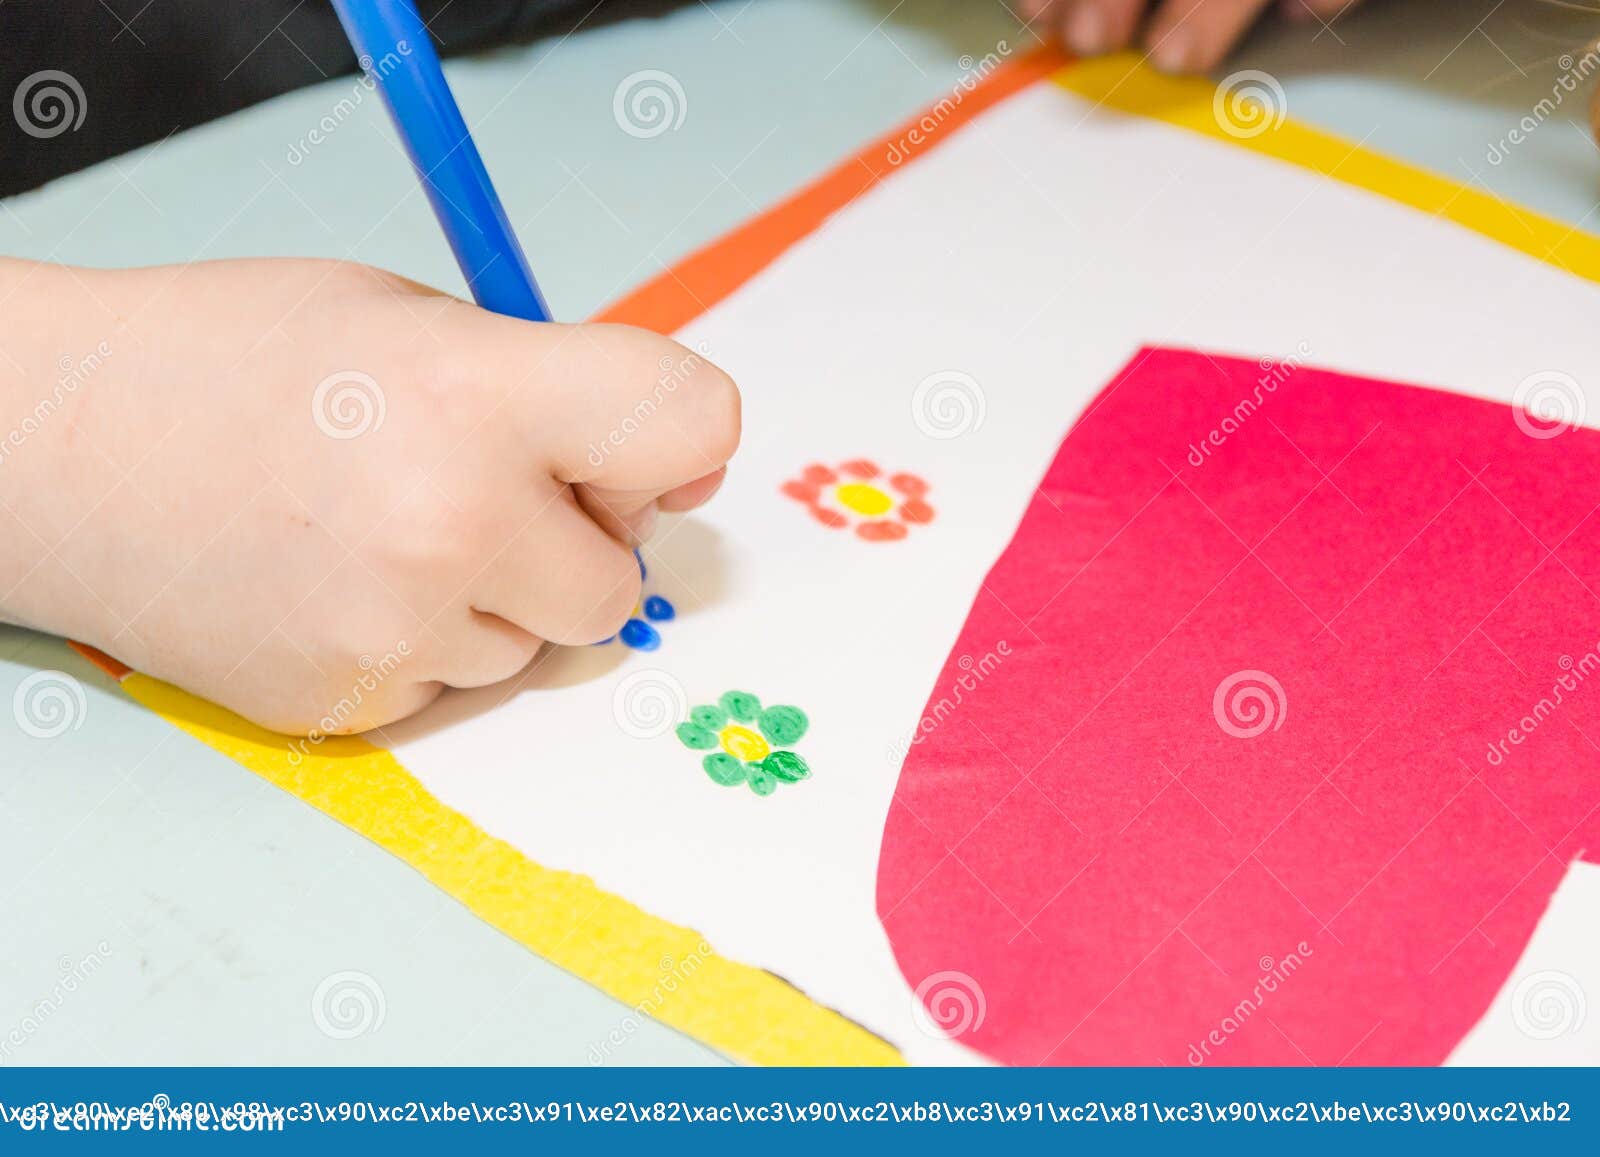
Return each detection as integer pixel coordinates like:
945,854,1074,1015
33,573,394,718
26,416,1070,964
119,672,902,1066
1054,55,1600,285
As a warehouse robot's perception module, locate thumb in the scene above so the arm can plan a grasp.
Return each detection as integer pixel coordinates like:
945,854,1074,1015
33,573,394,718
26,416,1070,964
512,322,741,494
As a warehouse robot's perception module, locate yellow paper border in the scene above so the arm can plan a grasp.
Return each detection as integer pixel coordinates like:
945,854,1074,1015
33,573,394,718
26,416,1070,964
121,674,902,1066
1055,56,1600,284
107,55,1600,1068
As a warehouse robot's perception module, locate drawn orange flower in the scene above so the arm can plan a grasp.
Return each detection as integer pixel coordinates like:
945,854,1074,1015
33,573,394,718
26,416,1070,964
780,459,935,542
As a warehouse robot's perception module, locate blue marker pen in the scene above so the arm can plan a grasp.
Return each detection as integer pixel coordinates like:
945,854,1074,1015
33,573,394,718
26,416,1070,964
328,0,552,322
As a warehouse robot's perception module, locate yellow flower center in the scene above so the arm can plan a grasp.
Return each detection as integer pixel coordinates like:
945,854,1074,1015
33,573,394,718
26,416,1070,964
719,725,770,762
835,482,893,517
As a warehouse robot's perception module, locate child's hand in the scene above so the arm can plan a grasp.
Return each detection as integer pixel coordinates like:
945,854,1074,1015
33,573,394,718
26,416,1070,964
1023,0,1361,73
0,258,739,735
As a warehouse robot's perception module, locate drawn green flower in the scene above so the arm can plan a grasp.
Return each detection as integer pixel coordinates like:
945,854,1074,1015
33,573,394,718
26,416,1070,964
674,690,811,796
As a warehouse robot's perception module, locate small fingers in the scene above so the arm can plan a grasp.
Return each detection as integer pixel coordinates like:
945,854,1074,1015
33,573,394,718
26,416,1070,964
472,487,642,646
1057,0,1147,57
574,483,658,547
1018,0,1064,21
257,678,445,738
576,466,727,548
658,467,726,513
1279,0,1361,22
1144,0,1275,73
1031,0,1296,70
431,610,545,690
343,681,446,734
488,321,740,494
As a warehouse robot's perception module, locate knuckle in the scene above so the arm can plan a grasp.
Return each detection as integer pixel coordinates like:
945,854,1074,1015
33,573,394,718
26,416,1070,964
310,257,390,296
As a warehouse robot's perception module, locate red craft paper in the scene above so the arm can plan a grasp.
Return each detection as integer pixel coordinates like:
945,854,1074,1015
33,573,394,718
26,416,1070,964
877,347,1600,1066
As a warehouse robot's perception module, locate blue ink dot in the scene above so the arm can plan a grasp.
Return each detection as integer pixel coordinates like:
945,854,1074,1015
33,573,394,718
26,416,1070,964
643,595,675,622
619,619,661,651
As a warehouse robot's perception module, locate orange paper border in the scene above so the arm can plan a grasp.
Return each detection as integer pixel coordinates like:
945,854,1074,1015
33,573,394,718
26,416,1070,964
593,47,1073,332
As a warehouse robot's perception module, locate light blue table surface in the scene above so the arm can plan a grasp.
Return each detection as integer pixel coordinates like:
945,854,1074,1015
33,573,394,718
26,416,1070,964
1,0,1595,1065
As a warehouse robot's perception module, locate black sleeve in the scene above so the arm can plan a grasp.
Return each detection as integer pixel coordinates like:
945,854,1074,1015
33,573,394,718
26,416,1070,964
0,0,661,198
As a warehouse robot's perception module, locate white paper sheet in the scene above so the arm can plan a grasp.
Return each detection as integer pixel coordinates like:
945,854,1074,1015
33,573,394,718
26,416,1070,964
378,80,1600,1064
1449,860,1599,1065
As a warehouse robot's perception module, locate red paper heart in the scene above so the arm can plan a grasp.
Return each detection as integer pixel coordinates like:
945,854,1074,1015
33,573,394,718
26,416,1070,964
878,347,1600,1065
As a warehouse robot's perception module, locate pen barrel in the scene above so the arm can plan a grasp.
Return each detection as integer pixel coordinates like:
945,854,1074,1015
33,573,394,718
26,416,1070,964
329,0,552,321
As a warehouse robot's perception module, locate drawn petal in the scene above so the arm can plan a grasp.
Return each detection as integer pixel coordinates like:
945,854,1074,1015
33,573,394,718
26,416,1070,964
890,472,928,497
643,595,675,622
745,762,778,796
758,704,808,746
763,750,810,783
690,704,728,730
801,464,837,484
857,520,908,542
676,722,718,750
899,500,936,525
841,459,880,479
719,690,761,723
703,753,747,786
